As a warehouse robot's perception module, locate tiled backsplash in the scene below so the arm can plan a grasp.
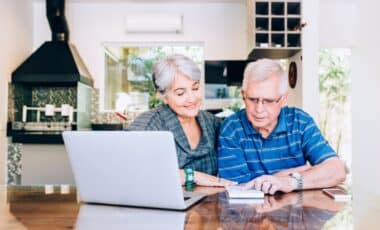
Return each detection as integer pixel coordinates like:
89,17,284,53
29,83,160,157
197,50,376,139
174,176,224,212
9,84,77,122
8,83,14,122
8,85,132,127
8,143,22,185
90,88,134,126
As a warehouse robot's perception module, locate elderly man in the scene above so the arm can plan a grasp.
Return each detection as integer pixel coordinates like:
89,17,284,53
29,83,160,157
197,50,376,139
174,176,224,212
218,59,346,194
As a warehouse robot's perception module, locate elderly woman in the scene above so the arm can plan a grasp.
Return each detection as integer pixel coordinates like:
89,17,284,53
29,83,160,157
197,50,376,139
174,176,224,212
128,54,234,187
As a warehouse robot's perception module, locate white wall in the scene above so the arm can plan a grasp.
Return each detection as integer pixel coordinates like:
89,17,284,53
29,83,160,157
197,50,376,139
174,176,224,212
300,0,358,121
33,1,248,91
300,0,320,120
287,52,303,108
352,1,380,228
300,0,358,120
0,0,34,185
319,1,357,48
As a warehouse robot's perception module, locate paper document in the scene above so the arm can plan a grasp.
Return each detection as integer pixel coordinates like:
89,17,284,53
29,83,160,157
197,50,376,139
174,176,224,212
226,185,264,199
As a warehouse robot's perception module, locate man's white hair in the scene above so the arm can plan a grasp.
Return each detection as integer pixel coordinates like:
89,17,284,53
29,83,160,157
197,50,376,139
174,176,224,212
242,58,288,95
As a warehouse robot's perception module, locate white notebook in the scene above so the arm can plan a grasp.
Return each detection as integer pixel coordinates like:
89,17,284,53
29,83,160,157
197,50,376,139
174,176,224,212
226,185,264,199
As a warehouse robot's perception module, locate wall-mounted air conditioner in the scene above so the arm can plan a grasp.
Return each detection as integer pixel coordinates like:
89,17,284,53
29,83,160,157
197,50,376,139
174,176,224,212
125,13,183,34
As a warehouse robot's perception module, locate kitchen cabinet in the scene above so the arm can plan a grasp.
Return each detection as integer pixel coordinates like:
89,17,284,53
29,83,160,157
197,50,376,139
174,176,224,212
247,0,302,59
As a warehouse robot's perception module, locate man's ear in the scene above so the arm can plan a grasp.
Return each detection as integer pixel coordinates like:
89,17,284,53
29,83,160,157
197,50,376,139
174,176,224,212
240,90,245,99
281,92,289,107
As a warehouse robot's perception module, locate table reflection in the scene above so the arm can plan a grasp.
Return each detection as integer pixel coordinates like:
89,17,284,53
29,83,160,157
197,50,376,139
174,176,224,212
76,204,186,230
0,185,362,229
217,190,345,230
183,188,348,229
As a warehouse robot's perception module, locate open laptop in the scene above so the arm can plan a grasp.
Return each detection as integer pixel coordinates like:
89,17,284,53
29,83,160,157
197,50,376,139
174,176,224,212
62,131,206,210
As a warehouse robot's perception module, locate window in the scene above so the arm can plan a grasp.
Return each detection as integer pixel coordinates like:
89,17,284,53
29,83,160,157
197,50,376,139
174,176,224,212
319,48,352,184
103,43,204,112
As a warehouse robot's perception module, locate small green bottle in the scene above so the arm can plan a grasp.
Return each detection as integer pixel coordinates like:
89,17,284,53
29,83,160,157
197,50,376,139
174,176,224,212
184,168,195,191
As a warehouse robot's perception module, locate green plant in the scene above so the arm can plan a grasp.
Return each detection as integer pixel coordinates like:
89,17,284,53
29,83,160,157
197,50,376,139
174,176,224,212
128,54,162,109
319,49,351,155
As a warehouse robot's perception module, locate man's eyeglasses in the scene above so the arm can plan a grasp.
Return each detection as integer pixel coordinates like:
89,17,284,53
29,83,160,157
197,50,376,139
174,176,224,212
244,96,283,106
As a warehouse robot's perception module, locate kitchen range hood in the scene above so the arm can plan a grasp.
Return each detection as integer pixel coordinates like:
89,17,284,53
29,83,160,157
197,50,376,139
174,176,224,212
8,0,93,144
12,0,93,86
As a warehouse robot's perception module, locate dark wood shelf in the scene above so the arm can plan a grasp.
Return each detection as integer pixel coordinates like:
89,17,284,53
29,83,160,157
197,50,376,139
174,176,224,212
251,0,302,59
248,47,301,60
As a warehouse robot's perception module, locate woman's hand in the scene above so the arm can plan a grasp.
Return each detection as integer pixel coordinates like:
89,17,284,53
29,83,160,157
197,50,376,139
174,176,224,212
179,169,236,187
194,171,237,187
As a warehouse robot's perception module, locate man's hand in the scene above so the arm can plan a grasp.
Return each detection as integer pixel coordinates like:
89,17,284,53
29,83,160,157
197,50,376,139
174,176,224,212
243,175,297,194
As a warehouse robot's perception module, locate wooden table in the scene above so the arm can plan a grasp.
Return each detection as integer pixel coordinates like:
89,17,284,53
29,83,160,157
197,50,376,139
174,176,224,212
0,185,356,229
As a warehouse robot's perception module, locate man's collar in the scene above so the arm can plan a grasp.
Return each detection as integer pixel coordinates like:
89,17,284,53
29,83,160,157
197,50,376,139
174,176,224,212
240,109,259,136
272,108,287,134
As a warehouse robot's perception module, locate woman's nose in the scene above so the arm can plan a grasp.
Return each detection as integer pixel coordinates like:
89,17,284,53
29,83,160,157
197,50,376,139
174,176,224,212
186,91,197,102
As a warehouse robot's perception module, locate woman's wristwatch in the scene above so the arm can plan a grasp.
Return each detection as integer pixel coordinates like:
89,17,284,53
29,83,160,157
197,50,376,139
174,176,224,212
289,172,303,191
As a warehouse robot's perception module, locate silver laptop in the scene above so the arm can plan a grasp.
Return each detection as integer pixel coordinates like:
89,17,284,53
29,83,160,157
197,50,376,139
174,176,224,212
63,131,206,210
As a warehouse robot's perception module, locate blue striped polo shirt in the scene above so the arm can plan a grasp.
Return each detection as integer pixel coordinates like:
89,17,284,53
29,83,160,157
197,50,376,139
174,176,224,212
218,106,337,183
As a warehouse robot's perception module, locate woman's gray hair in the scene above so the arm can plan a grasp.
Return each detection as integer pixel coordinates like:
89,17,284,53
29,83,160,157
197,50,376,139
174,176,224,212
152,54,201,94
242,58,288,95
